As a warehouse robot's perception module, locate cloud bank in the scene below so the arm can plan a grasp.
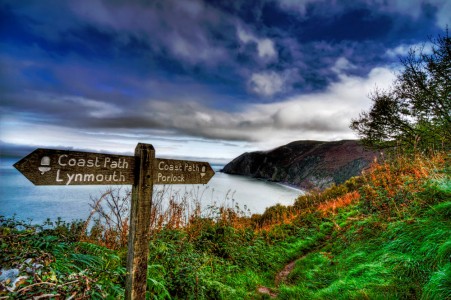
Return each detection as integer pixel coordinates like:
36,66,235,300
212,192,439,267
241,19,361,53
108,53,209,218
0,0,448,157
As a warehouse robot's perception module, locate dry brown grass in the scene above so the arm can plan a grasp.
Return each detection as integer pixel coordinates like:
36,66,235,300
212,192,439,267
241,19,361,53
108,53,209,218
317,191,360,216
77,151,449,248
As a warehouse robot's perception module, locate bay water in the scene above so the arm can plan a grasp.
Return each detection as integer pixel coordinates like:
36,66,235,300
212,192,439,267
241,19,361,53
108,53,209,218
0,157,302,225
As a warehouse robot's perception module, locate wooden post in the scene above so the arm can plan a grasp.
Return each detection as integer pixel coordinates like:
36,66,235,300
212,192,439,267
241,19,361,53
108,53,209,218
125,143,155,299
13,143,215,299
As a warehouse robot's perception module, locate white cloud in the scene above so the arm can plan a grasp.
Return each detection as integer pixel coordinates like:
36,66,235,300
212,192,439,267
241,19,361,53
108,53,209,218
0,117,247,161
257,39,277,59
331,57,356,74
2,66,397,158
237,27,278,61
385,42,434,58
169,31,225,63
377,0,450,27
237,27,254,43
69,0,230,65
138,66,397,148
64,95,122,118
249,71,285,97
275,0,325,15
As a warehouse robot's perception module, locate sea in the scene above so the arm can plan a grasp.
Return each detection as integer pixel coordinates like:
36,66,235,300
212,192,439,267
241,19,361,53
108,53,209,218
0,157,302,225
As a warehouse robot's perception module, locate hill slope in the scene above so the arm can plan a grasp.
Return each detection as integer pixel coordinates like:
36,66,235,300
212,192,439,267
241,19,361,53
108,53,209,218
222,140,378,190
1,153,449,299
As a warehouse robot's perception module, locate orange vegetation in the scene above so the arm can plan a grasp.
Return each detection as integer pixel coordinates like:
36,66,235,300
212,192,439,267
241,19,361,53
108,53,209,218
317,191,360,216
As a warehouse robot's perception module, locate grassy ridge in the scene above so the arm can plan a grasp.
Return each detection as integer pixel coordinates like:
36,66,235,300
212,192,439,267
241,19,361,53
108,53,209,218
277,154,450,299
279,183,451,299
1,152,450,299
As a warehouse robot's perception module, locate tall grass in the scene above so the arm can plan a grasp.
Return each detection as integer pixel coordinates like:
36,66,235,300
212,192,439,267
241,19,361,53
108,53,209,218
277,151,450,299
1,151,449,299
78,185,252,249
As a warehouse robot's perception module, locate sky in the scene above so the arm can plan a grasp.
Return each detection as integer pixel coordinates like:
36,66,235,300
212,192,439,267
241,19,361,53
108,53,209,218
0,0,449,163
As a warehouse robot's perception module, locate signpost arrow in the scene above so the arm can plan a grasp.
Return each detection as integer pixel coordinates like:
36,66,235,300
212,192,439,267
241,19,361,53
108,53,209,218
153,158,215,185
13,148,135,185
13,149,216,186
13,144,216,300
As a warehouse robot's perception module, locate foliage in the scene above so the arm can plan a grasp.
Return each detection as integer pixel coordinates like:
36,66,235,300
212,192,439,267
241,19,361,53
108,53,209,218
350,31,451,152
81,187,131,249
359,152,448,218
277,151,450,299
0,217,126,298
1,152,449,299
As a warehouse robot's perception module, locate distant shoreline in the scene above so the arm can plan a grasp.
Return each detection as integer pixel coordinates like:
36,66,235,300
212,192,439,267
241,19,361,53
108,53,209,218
275,181,305,193
219,169,305,193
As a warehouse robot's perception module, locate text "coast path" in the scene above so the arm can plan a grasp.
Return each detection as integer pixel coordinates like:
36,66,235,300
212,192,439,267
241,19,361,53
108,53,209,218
14,148,215,186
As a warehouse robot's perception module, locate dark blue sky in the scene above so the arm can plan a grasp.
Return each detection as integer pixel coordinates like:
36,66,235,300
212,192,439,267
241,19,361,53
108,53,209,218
0,0,449,160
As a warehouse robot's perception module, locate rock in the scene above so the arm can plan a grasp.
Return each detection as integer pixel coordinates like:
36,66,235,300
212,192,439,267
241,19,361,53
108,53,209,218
25,263,43,274
7,275,29,292
0,268,19,282
0,268,28,292
24,258,33,265
222,140,378,190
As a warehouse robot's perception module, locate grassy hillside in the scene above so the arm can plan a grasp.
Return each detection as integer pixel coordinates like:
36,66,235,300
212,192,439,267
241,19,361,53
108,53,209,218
1,152,450,299
276,154,451,299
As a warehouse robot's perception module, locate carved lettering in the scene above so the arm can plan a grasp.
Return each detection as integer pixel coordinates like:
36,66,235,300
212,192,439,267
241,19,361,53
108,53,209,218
104,157,110,168
66,173,75,185
58,155,68,166
56,169,64,182
84,174,95,181
54,170,128,185
77,159,86,167
184,163,200,172
158,161,182,171
157,172,185,183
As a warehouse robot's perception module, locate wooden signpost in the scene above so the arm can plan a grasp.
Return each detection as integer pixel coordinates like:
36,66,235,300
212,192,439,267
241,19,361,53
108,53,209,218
14,143,215,299
14,148,136,185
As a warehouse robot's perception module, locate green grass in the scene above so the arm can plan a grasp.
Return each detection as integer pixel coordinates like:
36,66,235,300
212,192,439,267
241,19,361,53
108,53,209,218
276,177,451,300
1,153,450,299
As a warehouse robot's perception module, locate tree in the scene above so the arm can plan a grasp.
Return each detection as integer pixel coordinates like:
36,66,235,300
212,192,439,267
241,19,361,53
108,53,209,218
351,31,450,152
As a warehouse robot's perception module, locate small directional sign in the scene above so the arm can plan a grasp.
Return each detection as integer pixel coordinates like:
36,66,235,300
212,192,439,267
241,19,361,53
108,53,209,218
153,158,215,185
14,148,136,185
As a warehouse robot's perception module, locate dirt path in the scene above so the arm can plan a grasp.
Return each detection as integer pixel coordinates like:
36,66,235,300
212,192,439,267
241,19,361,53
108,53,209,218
274,258,300,286
256,286,278,298
256,256,305,298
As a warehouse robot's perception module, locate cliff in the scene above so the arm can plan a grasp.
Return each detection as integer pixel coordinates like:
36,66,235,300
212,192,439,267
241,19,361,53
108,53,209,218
221,140,379,190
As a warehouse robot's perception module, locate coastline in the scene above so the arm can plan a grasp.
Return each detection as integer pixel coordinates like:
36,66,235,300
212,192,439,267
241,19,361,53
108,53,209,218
2,162,302,223
275,181,305,193
219,170,305,194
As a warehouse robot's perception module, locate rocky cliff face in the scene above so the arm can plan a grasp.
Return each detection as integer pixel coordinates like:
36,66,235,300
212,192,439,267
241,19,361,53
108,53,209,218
221,140,378,190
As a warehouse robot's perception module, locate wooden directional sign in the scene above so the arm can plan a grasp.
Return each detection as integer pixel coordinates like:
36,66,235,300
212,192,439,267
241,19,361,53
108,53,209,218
14,148,215,186
13,144,216,300
153,158,214,185
14,148,135,185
